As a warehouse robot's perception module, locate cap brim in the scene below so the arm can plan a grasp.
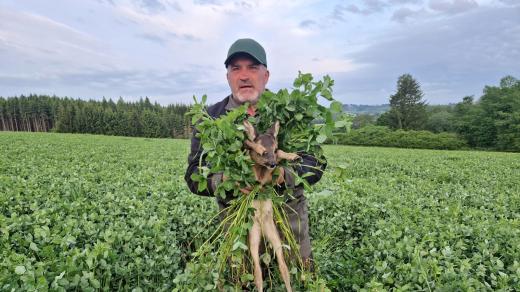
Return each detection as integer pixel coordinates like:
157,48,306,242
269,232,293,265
224,52,264,66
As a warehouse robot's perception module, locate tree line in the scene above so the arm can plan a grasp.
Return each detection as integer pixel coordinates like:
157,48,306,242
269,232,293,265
0,95,191,138
2,75,519,151
347,74,520,152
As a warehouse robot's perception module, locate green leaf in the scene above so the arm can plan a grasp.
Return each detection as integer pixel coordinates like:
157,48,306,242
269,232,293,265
86,256,94,269
240,273,255,282
334,120,347,128
316,134,327,143
197,179,207,192
15,265,26,275
321,89,333,101
330,101,343,113
30,242,39,252
232,240,248,251
295,113,303,121
261,253,271,265
323,75,332,87
91,278,101,289
190,173,201,182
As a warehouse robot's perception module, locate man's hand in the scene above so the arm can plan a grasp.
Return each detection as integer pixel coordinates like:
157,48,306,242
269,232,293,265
223,174,253,195
239,186,253,195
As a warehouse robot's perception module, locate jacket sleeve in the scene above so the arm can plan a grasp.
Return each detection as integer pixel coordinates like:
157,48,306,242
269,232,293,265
295,151,327,185
282,150,327,189
184,128,217,197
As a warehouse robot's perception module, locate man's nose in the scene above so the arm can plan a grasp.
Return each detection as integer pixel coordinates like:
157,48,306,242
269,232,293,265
238,69,250,80
239,74,249,81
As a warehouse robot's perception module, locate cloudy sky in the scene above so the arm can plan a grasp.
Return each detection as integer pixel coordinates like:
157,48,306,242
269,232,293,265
1,0,519,105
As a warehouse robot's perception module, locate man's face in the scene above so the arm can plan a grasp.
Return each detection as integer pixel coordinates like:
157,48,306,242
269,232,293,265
226,56,269,105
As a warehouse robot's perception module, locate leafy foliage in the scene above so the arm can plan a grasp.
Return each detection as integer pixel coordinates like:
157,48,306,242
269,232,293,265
256,73,349,154
0,95,191,138
423,105,456,133
1,133,519,290
380,74,427,130
0,133,216,291
351,113,378,130
188,98,254,198
367,74,520,152
452,76,520,151
341,125,467,150
187,72,350,198
312,145,520,290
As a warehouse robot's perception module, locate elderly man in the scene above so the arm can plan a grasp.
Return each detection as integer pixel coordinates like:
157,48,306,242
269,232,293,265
184,38,326,268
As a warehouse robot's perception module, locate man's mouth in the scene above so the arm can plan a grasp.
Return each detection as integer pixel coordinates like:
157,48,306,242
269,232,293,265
239,85,253,90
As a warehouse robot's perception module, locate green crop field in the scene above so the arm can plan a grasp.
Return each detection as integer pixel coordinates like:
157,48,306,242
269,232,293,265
1,132,519,291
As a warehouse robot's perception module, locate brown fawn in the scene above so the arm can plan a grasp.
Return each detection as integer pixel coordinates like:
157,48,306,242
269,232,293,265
243,120,300,292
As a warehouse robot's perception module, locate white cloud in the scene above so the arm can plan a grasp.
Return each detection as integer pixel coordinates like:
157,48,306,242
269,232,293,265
428,0,479,14
114,2,223,40
303,58,367,74
0,8,122,76
335,4,520,103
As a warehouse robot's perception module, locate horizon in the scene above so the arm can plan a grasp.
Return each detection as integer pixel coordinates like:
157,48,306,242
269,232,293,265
1,93,468,107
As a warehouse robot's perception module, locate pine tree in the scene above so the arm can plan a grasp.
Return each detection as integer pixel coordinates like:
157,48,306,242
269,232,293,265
387,74,427,130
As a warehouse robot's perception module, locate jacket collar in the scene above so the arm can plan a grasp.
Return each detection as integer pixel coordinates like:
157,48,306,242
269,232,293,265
224,94,241,111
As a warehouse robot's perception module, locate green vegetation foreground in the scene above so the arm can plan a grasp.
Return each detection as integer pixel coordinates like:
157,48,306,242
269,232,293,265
1,132,519,290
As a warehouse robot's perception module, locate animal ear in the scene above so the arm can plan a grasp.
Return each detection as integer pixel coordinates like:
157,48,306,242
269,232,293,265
267,120,280,138
243,120,257,141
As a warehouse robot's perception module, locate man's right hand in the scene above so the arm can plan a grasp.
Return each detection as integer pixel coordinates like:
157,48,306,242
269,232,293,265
223,174,253,195
239,186,253,195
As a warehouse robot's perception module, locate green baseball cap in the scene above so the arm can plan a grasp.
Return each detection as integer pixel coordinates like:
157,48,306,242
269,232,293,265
224,38,267,67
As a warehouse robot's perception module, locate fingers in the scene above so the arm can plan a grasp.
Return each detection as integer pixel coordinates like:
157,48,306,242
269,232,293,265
238,184,253,195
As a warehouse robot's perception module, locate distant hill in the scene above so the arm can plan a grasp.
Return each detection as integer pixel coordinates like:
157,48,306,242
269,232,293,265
342,104,390,115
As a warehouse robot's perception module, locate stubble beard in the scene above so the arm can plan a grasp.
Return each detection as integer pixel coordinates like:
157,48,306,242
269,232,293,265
235,90,260,105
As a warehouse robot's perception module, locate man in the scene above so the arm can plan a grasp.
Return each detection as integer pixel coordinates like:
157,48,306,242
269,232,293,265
184,38,326,268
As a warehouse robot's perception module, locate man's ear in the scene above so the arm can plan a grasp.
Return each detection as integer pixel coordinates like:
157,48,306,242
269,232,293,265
267,120,279,138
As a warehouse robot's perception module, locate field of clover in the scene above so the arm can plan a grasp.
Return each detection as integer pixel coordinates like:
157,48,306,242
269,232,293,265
1,131,520,291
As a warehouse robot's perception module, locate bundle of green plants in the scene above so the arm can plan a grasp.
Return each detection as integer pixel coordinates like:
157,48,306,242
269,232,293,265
176,72,351,290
